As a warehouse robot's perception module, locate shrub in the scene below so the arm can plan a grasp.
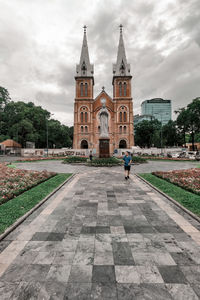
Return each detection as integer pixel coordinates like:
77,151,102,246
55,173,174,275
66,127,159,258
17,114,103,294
63,156,87,164
89,157,123,166
132,156,147,164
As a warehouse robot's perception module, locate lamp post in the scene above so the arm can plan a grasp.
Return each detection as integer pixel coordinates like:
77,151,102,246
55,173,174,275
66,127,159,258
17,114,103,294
46,113,54,157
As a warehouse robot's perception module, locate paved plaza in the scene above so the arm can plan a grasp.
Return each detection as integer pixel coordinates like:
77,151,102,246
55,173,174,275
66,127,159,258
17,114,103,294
0,168,200,299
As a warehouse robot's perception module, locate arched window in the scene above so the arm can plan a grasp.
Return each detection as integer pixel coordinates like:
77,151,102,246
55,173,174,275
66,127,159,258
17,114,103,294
124,82,127,96
119,82,122,96
124,112,127,122
81,112,83,123
119,112,122,122
119,126,122,134
119,139,127,149
81,126,83,133
85,126,88,133
124,126,127,133
98,126,100,133
80,83,84,96
81,140,88,149
85,112,87,123
85,83,88,96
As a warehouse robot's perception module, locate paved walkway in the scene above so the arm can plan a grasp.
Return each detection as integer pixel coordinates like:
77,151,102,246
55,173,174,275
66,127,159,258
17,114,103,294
15,159,199,174
0,169,200,299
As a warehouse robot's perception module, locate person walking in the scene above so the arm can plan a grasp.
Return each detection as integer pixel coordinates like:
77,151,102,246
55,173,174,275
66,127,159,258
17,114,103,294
89,150,93,161
123,151,132,180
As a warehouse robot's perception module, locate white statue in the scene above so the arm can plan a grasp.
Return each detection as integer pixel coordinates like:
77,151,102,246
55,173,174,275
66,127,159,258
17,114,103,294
99,103,109,138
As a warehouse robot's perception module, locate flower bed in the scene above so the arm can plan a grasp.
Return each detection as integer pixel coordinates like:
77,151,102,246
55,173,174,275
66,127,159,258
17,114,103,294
15,157,66,162
63,156,88,164
0,163,56,205
153,168,200,195
143,156,194,161
89,157,123,166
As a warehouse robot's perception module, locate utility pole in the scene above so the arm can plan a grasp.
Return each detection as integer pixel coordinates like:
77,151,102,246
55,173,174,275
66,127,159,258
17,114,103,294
46,117,48,157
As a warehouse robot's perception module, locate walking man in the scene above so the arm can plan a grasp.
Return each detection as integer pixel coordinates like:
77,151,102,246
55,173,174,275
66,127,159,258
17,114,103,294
123,151,132,180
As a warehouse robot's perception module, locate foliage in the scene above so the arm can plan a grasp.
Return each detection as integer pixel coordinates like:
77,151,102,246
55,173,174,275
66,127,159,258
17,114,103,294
176,97,200,150
63,156,87,163
139,173,200,216
0,163,56,204
153,168,200,195
132,156,147,163
0,86,73,147
135,119,161,148
0,173,71,234
89,157,123,166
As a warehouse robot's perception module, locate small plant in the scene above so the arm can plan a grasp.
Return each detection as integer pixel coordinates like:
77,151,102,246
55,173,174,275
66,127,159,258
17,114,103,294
132,156,147,164
63,156,87,164
89,157,123,166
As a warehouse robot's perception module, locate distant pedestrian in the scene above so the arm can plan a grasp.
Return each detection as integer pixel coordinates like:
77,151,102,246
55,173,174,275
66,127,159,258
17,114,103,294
123,151,132,180
89,151,93,161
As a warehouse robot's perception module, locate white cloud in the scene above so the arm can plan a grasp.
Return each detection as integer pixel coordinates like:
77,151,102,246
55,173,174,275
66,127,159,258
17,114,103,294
0,0,200,125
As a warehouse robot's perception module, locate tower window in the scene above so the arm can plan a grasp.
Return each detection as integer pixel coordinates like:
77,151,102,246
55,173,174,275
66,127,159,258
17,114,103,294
81,61,87,75
124,112,127,122
119,126,122,133
124,126,127,133
85,83,88,96
85,112,88,123
119,112,122,122
119,82,122,97
124,82,127,96
81,126,83,133
85,126,88,133
98,126,100,133
80,83,84,96
81,112,83,123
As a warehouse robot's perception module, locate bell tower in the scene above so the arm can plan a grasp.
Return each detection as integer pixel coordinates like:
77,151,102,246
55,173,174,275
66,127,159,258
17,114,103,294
73,26,94,149
113,25,134,148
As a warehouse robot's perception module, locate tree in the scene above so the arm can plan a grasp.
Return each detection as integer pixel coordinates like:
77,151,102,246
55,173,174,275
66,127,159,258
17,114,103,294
162,120,180,146
135,119,161,148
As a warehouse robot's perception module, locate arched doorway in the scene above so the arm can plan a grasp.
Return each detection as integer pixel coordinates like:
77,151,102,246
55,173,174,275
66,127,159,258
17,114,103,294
119,139,127,149
81,140,88,149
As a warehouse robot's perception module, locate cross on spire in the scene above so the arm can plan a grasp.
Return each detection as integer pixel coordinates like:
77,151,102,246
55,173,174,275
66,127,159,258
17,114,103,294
83,25,87,34
102,86,105,91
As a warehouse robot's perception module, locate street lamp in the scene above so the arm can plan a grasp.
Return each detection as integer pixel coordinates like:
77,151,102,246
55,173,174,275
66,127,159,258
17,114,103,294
46,113,54,157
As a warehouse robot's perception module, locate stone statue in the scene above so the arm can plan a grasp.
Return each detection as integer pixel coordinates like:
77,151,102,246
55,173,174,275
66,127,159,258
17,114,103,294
99,103,109,138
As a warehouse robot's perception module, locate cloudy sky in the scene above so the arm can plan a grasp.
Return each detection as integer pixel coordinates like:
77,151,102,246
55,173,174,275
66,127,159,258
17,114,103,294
0,0,200,125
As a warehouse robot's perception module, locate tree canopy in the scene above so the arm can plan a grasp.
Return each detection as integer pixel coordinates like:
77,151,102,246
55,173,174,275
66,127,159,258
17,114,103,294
0,86,73,148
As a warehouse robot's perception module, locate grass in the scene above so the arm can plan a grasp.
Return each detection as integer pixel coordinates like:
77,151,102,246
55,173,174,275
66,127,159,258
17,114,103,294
0,173,71,234
139,173,200,217
89,157,123,166
146,158,197,162
14,158,64,163
63,156,87,163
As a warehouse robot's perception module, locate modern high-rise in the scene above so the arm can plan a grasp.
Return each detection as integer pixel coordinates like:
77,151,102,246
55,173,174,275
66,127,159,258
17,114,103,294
141,98,172,125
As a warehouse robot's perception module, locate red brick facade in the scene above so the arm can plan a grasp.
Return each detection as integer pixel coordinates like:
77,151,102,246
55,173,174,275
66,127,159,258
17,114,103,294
73,26,134,156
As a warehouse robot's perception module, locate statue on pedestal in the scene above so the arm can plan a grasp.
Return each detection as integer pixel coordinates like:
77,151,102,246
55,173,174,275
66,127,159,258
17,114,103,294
99,99,109,138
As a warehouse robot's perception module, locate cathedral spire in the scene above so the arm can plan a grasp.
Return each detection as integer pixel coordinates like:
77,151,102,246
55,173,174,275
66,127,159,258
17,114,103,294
113,24,131,76
76,25,94,77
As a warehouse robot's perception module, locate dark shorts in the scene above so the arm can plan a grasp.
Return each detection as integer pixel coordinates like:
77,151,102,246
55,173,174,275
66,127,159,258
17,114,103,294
124,165,131,171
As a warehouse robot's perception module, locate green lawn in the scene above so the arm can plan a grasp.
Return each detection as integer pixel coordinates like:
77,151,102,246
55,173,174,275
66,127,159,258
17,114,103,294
139,173,200,217
0,173,71,234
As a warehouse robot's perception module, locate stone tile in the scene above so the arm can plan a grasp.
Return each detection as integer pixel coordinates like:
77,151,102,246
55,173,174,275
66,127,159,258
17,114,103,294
10,281,43,299
0,281,19,300
180,266,200,285
38,280,66,299
81,226,96,234
30,232,51,241
76,240,95,253
91,282,117,299
46,264,71,283
117,283,143,300
112,242,135,265
170,252,195,265
115,266,140,283
0,264,28,282
136,266,164,283
68,265,92,282
110,226,125,235
92,266,116,283
73,251,94,265
53,251,75,265
158,266,187,283
12,250,38,265
166,284,199,300
141,283,173,300
22,264,50,282
63,283,92,300
96,226,111,234
33,251,56,264
94,251,114,265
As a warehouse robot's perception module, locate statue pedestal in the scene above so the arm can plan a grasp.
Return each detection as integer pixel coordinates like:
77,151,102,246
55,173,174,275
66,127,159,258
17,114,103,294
99,138,110,158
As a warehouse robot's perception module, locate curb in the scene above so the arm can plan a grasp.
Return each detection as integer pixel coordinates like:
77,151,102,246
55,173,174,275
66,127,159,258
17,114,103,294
135,174,200,224
0,174,75,242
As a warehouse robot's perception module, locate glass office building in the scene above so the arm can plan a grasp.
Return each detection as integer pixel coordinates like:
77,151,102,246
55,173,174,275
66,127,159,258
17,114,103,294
141,98,172,125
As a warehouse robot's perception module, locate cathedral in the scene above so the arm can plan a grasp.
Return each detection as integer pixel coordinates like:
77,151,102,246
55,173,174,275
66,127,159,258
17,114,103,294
73,25,134,157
